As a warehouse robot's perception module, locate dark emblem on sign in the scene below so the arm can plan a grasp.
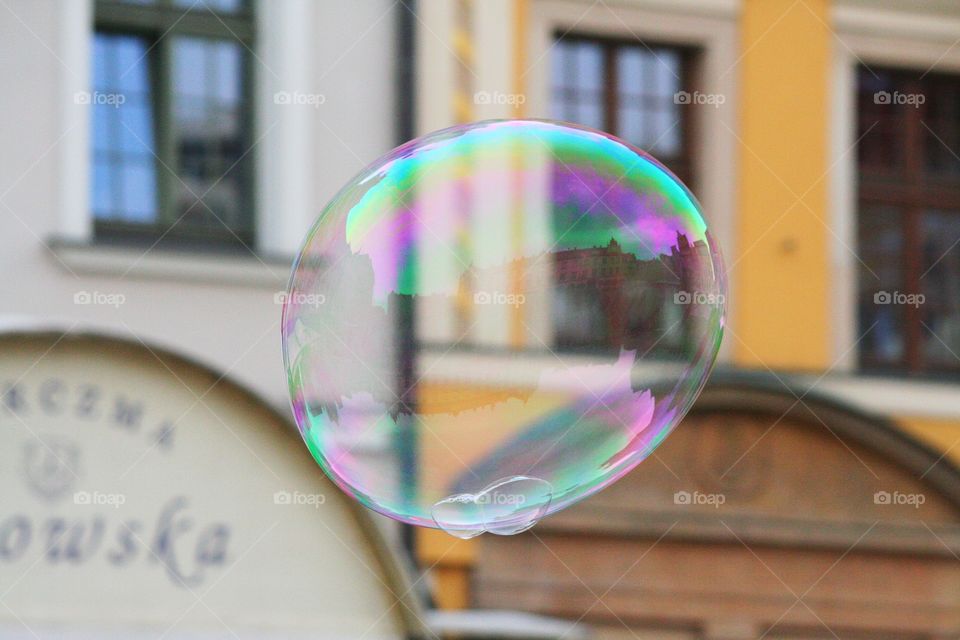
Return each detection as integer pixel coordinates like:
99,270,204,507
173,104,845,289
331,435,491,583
21,436,80,502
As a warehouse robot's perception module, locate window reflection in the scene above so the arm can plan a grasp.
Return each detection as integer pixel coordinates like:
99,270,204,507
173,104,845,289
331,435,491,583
172,36,246,230
550,36,696,354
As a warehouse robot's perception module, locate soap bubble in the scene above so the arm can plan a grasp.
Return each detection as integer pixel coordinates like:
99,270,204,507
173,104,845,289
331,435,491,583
282,120,725,538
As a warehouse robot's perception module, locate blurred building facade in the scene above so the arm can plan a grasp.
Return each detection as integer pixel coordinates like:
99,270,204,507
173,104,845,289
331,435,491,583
1,0,960,638
412,0,960,637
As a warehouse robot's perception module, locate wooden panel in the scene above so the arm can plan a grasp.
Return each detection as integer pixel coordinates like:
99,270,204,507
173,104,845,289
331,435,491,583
551,411,960,528
475,534,960,634
471,386,960,638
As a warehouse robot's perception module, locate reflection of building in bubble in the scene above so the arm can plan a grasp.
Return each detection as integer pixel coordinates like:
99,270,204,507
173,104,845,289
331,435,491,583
550,233,713,354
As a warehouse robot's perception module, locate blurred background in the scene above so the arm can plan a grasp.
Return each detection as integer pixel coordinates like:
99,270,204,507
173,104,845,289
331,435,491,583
1,0,960,638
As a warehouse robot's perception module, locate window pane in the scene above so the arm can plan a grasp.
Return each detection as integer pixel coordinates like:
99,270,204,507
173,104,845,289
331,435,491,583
618,104,647,148
652,50,680,99
650,108,680,157
172,35,248,232
551,40,605,129
91,32,158,223
618,48,644,95
550,40,576,120
617,47,682,158
575,100,604,130
92,36,110,90
924,77,960,178
920,210,960,368
173,0,245,12
92,158,116,218
572,41,603,91
121,160,158,222
857,69,908,175
551,39,569,89
617,48,647,148
857,205,905,367
113,38,148,94
214,42,241,105
92,105,113,153
174,38,207,99
118,103,154,154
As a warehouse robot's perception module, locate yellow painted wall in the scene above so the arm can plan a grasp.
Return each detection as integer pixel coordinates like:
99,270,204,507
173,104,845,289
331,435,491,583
733,0,832,370
417,529,477,610
898,416,960,467
732,1,960,464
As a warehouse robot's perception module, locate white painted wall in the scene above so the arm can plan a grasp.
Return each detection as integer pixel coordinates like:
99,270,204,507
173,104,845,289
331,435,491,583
0,0,399,409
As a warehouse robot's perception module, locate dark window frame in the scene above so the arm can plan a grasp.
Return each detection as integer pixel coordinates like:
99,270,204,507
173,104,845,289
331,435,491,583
549,32,701,357
93,0,256,249
857,66,960,376
550,32,698,186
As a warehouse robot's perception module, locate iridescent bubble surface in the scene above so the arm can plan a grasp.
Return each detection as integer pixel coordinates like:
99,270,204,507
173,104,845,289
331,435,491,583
282,120,725,537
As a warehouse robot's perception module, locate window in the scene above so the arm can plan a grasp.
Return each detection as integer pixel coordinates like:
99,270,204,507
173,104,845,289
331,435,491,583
550,35,696,354
551,35,693,182
857,66,960,375
92,0,254,247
